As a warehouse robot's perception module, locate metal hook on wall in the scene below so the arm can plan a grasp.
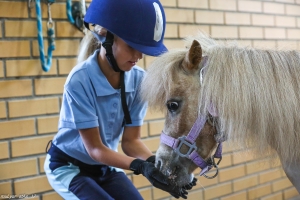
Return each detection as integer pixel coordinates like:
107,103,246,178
66,0,86,32
28,0,35,8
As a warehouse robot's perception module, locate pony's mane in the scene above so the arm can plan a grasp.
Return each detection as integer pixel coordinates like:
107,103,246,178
142,32,300,163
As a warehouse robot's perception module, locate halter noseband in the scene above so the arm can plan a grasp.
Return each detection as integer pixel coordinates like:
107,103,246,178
160,113,224,179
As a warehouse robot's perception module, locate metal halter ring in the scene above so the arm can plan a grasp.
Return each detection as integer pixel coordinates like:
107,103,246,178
203,157,221,179
203,164,219,179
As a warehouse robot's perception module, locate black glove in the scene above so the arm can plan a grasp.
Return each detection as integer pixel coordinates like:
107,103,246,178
145,156,196,198
183,177,197,190
130,159,188,199
146,155,156,163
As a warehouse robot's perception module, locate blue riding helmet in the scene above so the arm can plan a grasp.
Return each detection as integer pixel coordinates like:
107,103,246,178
84,0,168,56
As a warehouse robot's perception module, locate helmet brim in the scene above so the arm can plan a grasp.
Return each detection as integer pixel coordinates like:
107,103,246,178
124,38,168,57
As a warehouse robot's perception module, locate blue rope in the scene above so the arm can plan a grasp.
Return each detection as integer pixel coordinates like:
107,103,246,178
66,0,75,24
35,0,55,72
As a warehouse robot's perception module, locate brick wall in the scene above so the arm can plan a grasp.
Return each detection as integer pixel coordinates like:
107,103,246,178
0,0,299,199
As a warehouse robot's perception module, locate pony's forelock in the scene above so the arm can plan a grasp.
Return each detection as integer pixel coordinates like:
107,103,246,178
141,49,186,111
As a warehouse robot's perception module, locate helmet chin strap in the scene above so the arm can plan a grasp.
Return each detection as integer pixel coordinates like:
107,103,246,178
83,22,132,125
102,31,121,72
102,31,132,125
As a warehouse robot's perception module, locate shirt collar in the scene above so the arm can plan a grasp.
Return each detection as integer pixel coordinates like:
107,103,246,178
87,50,134,96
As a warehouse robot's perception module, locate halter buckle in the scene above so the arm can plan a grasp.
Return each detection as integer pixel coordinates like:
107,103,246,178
174,136,197,158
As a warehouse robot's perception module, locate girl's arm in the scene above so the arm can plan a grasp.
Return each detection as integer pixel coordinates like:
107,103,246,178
121,126,153,160
79,127,135,169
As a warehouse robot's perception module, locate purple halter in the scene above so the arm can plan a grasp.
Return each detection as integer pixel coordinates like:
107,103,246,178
160,114,224,179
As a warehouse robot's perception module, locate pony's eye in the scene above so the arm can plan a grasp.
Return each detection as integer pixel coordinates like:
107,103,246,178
166,101,179,112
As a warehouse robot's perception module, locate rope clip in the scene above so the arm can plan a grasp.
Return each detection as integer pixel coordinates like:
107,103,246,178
28,0,35,8
47,3,54,29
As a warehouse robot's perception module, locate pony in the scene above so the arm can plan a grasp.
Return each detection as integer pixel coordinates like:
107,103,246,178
140,32,300,192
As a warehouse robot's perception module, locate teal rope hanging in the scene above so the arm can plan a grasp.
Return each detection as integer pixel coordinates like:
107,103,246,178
35,0,55,72
66,0,75,24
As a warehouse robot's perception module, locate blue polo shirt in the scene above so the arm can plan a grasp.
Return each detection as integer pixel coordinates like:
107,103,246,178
52,49,147,166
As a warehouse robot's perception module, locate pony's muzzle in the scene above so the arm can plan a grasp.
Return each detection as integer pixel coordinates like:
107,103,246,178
156,157,180,180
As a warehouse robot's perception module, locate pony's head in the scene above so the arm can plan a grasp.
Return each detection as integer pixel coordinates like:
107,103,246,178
141,39,219,186
142,31,300,187
142,31,300,192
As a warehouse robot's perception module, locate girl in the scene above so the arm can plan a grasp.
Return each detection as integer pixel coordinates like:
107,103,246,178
44,0,195,199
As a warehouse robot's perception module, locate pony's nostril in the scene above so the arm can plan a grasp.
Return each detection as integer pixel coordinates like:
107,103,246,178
156,160,162,170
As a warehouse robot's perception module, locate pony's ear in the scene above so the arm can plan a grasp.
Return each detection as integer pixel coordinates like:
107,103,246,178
182,40,202,72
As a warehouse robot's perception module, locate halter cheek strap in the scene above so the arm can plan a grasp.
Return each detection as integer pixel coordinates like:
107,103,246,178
160,114,224,178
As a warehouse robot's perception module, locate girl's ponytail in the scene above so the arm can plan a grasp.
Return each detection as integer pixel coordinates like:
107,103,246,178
77,29,101,63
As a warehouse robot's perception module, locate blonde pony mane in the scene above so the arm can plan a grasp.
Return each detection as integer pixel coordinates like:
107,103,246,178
142,32,300,163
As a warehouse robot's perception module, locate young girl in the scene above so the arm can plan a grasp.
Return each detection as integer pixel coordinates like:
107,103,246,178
44,0,195,199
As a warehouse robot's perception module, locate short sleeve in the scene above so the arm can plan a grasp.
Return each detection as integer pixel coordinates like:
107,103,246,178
59,82,99,130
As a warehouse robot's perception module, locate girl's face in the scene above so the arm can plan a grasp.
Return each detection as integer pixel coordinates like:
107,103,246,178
112,36,143,71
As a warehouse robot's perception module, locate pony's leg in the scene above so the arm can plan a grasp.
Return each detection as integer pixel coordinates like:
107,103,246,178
281,159,300,194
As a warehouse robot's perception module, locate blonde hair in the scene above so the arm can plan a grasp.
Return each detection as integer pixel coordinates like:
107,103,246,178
77,26,107,63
